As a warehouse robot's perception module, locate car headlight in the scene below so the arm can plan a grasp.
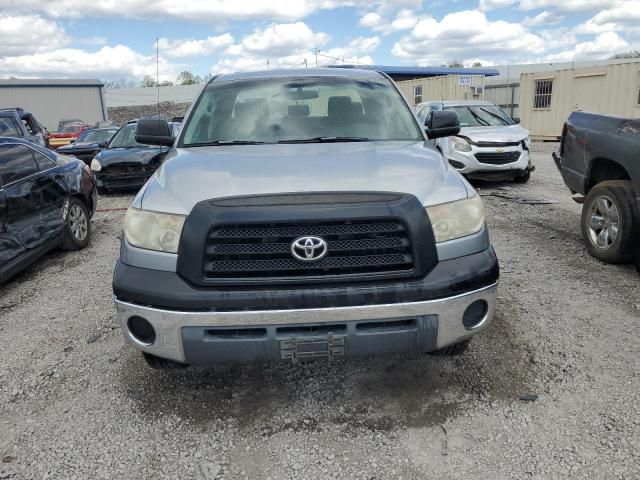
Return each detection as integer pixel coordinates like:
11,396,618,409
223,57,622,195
123,207,186,253
90,158,102,171
450,136,472,152
426,195,485,243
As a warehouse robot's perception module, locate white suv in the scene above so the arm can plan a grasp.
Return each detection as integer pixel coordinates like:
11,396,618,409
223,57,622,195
416,100,533,183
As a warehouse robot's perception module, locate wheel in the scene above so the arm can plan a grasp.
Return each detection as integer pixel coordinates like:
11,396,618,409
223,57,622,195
513,169,531,184
62,197,91,251
142,352,188,370
581,180,639,264
429,339,470,356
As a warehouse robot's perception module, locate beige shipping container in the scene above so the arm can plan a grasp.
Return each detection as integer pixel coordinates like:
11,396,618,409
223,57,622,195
0,79,107,131
396,75,485,107
519,62,640,140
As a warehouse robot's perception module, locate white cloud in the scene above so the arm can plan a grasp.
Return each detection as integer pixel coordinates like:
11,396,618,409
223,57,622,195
358,9,419,34
0,15,69,56
523,10,562,26
479,0,516,12
0,45,183,81
392,10,545,65
519,0,618,12
4,0,417,22
157,34,234,58
212,36,378,74
543,32,629,62
574,1,640,33
234,22,329,57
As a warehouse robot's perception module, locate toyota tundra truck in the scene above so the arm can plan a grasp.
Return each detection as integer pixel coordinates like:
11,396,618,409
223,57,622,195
112,68,499,369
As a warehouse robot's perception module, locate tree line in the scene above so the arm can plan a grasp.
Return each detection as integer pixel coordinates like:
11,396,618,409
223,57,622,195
104,71,213,89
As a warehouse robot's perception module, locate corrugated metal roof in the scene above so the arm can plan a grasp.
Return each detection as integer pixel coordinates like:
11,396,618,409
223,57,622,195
0,78,104,87
330,64,500,77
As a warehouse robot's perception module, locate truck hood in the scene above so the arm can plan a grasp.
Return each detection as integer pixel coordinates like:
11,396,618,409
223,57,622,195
58,141,102,152
139,141,471,215
459,124,529,143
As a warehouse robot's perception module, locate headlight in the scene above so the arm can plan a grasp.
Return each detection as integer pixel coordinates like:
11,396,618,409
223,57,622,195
90,158,102,171
123,207,186,253
450,136,472,152
426,195,485,243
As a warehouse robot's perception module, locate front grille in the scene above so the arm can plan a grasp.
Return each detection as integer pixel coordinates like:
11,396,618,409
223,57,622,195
475,151,521,165
103,162,158,176
203,219,414,280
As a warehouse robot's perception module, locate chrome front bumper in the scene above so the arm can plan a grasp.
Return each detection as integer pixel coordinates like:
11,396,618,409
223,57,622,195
115,283,498,364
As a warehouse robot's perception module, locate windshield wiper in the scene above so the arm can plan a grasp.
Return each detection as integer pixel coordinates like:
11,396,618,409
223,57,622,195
466,108,490,127
478,107,510,125
277,136,370,144
187,140,267,146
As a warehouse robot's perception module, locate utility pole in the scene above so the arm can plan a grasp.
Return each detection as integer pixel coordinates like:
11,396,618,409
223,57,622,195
314,48,319,67
156,37,160,114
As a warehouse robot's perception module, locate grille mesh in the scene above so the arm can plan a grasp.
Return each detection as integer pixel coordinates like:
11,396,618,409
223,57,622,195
475,151,521,165
204,220,414,280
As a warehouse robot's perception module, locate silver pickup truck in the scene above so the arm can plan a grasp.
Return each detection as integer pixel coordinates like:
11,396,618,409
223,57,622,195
112,68,499,369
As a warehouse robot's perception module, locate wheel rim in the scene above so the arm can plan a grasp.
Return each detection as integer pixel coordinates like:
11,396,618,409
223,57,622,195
587,195,620,250
68,204,88,241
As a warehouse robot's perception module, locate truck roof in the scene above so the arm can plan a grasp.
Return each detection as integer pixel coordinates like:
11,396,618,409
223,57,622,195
214,68,385,83
418,100,495,107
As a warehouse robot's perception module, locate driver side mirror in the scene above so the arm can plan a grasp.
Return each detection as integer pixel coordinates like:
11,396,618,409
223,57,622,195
512,116,521,124
425,111,460,139
97,141,107,148
135,118,175,147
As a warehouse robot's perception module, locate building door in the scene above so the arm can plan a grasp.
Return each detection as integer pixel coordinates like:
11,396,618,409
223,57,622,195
573,74,606,113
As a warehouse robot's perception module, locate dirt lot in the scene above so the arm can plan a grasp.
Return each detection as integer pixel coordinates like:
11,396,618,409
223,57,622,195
1,142,639,479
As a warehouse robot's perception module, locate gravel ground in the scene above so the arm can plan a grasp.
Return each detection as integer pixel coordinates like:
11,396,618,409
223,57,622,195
1,142,639,479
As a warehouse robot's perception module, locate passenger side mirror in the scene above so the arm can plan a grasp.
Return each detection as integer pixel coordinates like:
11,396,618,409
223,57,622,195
135,119,175,147
426,111,460,139
512,116,521,124
97,141,107,148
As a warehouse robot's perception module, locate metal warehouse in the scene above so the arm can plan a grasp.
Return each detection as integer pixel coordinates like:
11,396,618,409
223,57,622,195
0,79,107,131
518,61,640,140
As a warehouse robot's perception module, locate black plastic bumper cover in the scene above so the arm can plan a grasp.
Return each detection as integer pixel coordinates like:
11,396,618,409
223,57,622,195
113,247,499,311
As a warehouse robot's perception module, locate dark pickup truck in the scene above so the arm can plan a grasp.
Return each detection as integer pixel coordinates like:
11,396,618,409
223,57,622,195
553,111,639,265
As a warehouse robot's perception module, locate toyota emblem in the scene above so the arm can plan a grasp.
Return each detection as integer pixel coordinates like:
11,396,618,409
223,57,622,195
291,236,328,262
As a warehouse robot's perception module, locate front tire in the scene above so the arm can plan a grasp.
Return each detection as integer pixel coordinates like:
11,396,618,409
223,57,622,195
142,352,188,370
429,339,470,356
62,197,91,251
513,169,531,184
581,180,638,264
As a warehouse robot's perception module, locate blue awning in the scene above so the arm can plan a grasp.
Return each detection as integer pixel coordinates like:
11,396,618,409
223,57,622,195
329,64,499,78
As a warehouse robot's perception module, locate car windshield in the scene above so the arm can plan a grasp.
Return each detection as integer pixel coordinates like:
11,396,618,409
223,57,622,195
78,129,117,143
60,125,83,133
443,105,514,127
181,75,423,146
108,124,148,148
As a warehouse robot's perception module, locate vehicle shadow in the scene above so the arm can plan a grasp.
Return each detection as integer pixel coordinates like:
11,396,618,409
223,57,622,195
120,301,536,432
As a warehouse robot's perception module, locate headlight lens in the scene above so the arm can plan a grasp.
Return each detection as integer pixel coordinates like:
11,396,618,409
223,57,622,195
90,158,102,171
450,136,472,152
426,195,485,243
123,207,186,253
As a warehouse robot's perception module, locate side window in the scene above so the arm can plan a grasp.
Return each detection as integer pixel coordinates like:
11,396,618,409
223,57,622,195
533,79,553,109
414,86,423,105
0,117,22,137
0,144,39,187
32,150,57,171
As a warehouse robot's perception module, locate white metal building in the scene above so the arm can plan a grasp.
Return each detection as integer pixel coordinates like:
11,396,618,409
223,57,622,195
396,75,486,107
519,61,640,139
0,79,107,131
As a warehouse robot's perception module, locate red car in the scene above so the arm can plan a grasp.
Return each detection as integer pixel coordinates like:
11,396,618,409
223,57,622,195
49,123,91,150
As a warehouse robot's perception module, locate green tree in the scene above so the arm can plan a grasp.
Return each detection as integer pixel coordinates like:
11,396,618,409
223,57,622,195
610,50,640,59
141,75,157,87
448,60,464,68
176,71,203,85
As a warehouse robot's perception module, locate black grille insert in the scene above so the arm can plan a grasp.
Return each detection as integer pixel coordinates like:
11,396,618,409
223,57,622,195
204,219,414,280
475,151,521,165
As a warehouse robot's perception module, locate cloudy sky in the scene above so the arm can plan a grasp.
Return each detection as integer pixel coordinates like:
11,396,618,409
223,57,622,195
0,0,638,82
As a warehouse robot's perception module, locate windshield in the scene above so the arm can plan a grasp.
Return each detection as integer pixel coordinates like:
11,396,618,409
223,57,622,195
0,117,21,136
108,124,149,148
443,105,514,127
181,76,422,146
78,129,117,143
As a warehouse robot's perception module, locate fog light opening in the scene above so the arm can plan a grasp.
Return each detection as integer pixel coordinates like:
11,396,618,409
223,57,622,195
448,159,465,169
127,316,156,345
462,300,488,330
